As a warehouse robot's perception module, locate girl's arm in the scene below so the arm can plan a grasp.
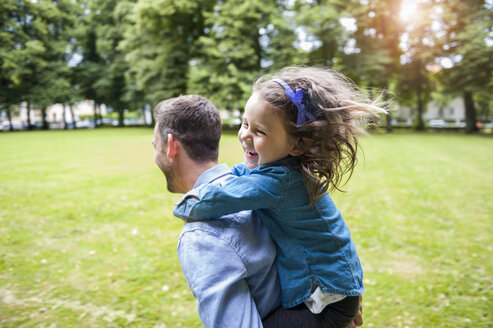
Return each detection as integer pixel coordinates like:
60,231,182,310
173,166,287,220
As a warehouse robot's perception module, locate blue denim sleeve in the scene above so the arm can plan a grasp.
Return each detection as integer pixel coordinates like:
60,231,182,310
173,166,288,220
178,230,264,328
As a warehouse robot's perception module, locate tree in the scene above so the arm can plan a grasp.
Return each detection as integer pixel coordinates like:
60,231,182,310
117,1,149,125
93,0,132,126
263,9,307,72
295,0,347,67
395,0,441,130
343,0,403,132
35,0,78,129
73,0,105,127
73,0,133,127
121,0,215,108
1,0,46,129
438,0,493,133
0,0,20,131
188,0,300,111
1,0,77,130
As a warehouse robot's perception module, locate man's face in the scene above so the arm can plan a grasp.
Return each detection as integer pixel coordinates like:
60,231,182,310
152,122,179,193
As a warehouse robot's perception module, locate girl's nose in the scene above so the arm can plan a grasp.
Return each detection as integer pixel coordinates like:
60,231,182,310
239,127,250,141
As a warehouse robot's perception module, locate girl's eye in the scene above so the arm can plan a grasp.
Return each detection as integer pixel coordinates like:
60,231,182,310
242,122,248,128
257,130,266,135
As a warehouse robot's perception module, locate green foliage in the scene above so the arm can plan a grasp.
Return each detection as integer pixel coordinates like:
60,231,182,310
187,0,301,110
439,0,493,94
188,0,265,110
342,0,400,84
0,129,492,326
295,0,347,66
0,0,77,111
74,0,133,126
1,0,492,127
120,0,214,104
436,0,493,132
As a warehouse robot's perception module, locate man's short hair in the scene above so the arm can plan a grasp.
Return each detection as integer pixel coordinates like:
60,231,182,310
154,95,222,163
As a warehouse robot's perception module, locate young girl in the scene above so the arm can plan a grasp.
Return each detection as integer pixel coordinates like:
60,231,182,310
174,66,385,327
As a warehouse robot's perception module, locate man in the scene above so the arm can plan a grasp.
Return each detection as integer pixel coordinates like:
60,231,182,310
152,94,363,328
152,95,281,328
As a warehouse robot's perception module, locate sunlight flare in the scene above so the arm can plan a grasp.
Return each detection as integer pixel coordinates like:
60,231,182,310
399,0,419,22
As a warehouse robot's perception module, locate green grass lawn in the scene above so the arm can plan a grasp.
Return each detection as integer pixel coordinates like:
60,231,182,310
0,128,491,327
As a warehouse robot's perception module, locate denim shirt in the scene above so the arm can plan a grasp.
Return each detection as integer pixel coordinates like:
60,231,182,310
174,157,364,308
177,164,281,327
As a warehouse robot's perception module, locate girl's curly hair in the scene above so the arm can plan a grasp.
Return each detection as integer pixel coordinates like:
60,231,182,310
254,66,387,204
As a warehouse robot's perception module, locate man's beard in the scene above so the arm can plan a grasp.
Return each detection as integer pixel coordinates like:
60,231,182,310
159,161,178,193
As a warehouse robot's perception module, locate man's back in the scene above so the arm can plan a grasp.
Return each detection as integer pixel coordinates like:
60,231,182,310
177,164,281,328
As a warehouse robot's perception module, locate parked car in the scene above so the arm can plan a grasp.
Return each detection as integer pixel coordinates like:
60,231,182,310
76,120,95,128
428,119,448,128
102,118,119,126
229,118,242,126
1,121,24,131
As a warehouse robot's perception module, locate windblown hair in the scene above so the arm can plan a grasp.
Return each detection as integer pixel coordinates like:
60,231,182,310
254,66,387,204
154,95,222,163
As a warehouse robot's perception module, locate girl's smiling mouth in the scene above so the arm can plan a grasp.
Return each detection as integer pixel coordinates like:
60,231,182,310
245,150,258,158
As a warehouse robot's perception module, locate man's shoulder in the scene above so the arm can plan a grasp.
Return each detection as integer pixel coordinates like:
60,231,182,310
179,210,254,239
194,163,233,187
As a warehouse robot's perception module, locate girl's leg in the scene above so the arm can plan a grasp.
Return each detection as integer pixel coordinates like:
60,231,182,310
263,296,360,328
315,295,360,328
262,303,315,328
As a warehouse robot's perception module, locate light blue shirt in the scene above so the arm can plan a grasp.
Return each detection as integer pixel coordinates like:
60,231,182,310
174,157,364,308
177,164,281,328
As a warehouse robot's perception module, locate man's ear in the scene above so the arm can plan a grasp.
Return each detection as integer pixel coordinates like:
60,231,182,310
167,133,179,159
289,137,307,157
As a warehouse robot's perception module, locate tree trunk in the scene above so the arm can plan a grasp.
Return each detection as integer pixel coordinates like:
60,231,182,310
6,106,13,131
367,84,376,128
41,106,49,130
118,108,124,127
464,91,479,133
416,86,425,130
150,104,155,127
415,62,425,131
70,104,76,129
254,28,262,70
141,108,146,126
27,102,33,130
97,104,102,126
384,90,392,133
62,105,68,130
93,102,99,128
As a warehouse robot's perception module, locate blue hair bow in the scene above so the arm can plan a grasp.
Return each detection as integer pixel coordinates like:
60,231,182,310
272,79,316,125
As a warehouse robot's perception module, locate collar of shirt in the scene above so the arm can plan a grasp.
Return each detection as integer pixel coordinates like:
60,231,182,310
193,163,231,188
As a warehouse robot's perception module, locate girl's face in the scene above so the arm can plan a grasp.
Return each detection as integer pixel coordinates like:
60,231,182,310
238,92,298,169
